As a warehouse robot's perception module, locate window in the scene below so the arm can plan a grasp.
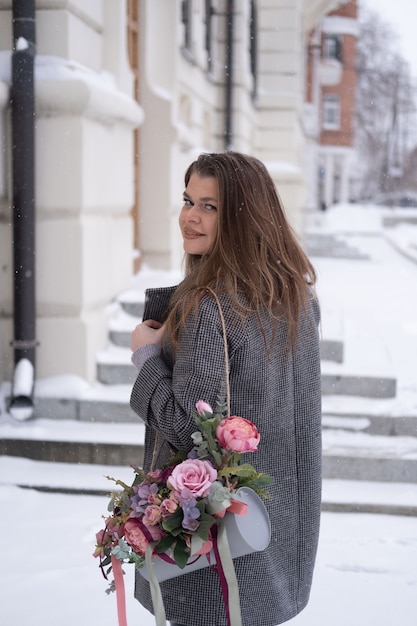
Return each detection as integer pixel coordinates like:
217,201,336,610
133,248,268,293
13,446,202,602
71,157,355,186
323,35,342,62
181,0,193,60
249,0,258,100
323,94,340,129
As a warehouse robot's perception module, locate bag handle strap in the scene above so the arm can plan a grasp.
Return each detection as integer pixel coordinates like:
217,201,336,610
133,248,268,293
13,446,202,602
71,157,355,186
205,287,231,418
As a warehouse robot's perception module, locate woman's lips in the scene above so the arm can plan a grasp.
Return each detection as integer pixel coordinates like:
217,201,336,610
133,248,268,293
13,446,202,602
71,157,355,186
183,229,204,239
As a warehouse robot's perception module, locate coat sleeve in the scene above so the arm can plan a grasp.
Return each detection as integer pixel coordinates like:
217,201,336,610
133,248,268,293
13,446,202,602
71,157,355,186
130,296,241,451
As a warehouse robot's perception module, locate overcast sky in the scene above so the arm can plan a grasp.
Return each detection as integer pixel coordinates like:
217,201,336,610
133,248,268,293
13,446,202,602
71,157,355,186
361,0,417,78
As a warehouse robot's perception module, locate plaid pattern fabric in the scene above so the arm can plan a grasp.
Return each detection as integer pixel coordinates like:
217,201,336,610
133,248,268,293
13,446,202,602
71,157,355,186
130,286,322,626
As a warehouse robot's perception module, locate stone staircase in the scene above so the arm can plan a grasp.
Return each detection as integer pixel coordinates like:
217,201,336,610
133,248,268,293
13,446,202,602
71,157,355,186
1,231,416,515
1,287,416,515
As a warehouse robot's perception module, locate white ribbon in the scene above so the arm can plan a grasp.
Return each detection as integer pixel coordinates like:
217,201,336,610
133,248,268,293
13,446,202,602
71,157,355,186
145,542,167,626
144,527,242,626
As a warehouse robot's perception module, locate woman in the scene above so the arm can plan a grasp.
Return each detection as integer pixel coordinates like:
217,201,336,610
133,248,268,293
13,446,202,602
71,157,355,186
130,152,322,626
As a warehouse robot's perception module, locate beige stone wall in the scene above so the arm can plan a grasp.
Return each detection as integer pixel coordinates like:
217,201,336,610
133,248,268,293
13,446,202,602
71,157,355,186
0,0,143,383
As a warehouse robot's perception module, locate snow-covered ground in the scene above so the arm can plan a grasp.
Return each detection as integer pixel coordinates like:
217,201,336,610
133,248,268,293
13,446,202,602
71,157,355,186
1,203,417,625
1,483,416,626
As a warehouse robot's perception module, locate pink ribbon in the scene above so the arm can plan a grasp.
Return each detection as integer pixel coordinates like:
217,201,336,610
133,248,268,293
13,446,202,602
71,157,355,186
111,555,128,626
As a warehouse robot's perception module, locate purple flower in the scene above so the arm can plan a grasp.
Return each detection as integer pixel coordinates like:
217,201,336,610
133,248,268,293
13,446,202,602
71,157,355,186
130,481,159,515
181,499,201,531
178,489,200,531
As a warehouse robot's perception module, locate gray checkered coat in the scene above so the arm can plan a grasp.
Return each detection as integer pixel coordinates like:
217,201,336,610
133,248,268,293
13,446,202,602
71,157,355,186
130,286,322,626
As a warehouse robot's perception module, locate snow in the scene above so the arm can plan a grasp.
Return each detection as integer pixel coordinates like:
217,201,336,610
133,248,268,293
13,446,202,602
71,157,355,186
0,417,145,445
309,204,417,417
11,357,34,397
0,50,119,91
0,484,416,626
1,202,417,625
15,37,29,51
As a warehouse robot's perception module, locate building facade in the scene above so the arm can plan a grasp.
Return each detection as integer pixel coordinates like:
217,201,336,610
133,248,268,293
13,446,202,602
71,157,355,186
0,0,341,403
305,0,358,209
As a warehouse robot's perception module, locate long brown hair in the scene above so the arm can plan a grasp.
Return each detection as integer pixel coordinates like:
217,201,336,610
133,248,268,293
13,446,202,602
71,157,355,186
166,151,316,348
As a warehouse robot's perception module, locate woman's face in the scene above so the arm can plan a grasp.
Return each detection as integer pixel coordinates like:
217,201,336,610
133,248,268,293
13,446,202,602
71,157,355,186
179,173,219,256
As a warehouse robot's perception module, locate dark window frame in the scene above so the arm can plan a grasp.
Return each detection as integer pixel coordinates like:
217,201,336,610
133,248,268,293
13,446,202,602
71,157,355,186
323,93,341,129
181,0,194,62
323,34,343,63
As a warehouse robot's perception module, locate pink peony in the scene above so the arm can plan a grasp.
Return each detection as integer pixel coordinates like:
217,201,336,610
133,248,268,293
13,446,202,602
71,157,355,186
195,400,213,415
124,518,164,556
168,458,217,498
216,416,260,453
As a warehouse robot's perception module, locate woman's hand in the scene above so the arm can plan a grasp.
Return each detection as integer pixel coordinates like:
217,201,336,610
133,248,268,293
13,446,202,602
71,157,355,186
131,319,165,352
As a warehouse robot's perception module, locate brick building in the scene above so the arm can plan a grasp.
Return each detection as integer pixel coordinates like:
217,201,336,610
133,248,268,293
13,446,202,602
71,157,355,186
305,0,358,209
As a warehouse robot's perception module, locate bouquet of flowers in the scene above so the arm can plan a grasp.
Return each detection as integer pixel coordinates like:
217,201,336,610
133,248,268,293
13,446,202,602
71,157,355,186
94,396,273,626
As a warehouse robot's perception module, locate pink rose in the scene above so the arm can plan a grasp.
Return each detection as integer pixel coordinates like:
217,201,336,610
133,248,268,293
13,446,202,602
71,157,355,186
195,400,213,415
160,497,178,518
216,416,260,453
124,518,164,555
143,504,162,526
168,459,217,498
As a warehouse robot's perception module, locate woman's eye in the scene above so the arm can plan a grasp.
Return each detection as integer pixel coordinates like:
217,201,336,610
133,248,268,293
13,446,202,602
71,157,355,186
182,198,217,211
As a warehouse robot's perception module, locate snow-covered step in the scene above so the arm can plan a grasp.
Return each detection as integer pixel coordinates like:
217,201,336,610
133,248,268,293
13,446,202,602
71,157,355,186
96,345,137,385
0,455,135,495
321,372,396,398
2,416,417,486
320,339,344,363
323,412,417,437
322,478,417,516
0,417,145,466
323,428,417,483
319,302,397,398
32,395,138,422
2,456,417,516
119,299,144,319
107,302,141,348
306,233,370,260
109,328,132,348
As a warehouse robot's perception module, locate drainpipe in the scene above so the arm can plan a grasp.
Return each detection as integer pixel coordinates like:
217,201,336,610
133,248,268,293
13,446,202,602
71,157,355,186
9,0,37,421
224,0,234,150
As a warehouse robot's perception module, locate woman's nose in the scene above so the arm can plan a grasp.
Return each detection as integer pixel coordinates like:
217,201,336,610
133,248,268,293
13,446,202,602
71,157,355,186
185,204,200,222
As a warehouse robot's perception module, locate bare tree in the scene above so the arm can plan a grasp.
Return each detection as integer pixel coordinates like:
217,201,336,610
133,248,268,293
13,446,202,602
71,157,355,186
354,6,416,200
